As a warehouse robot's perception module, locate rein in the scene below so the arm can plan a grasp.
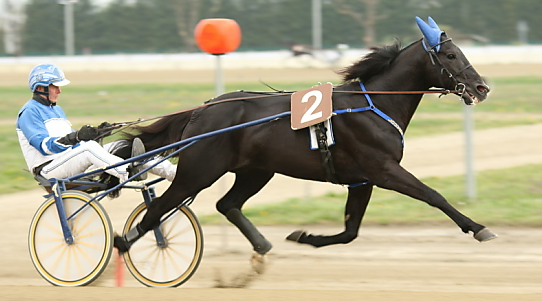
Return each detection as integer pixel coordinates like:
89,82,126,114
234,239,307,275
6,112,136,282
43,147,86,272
96,86,463,141
98,93,290,138
332,88,462,95
102,87,463,136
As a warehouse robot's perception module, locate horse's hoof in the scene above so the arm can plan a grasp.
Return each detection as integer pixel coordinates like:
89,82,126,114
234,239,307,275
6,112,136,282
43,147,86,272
474,228,498,242
114,235,130,253
286,230,306,242
254,240,273,255
251,253,267,274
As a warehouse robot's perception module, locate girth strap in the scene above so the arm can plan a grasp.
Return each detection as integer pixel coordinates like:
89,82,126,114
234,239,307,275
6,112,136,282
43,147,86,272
315,122,340,184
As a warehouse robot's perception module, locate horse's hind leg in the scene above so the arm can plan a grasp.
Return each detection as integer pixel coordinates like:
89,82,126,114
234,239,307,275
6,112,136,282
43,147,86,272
287,183,374,247
373,162,497,241
115,160,227,252
114,181,213,253
216,170,275,255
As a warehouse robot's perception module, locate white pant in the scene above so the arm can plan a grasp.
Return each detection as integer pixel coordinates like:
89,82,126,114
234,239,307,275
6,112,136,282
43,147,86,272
40,140,176,182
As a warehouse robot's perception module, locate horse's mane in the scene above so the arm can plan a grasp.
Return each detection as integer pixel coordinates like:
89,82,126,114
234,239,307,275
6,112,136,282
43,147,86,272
339,39,414,83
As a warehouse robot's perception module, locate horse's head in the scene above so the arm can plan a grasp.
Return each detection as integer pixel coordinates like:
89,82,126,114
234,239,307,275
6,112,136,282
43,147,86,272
416,16,490,105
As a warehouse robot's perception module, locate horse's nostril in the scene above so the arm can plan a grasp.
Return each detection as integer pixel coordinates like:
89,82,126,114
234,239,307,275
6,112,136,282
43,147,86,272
477,85,489,93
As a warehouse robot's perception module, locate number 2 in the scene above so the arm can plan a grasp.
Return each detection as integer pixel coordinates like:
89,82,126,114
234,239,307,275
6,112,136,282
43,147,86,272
290,82,332,130
300,90,323,124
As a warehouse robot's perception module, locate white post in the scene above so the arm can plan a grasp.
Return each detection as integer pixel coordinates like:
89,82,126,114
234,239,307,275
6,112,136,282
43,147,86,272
517,20,529,45
464,104,477,200
215,55,225,96
214,54,228,249
306,0,323,201
312,0,322,50
59,0,76,56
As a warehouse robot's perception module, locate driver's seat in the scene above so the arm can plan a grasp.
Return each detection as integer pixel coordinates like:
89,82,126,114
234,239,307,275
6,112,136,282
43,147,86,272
34,173,112,195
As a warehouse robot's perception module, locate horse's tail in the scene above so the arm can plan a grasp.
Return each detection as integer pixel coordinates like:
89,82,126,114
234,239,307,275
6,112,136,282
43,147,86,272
122,111,192,158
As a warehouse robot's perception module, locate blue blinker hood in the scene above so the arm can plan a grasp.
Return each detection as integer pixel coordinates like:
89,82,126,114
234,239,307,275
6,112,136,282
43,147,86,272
416,16,445,52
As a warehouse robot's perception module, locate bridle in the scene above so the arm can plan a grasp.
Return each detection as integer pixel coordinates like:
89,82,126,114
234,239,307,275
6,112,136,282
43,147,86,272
422,37,470,96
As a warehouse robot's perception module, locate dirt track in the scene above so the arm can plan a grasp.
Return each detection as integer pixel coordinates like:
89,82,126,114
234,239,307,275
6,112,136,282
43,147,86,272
1,64,542,300
2,225,542,300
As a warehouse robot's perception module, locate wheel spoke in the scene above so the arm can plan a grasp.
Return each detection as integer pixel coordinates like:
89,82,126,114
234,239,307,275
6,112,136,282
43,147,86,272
40,219,64,237
76,228,106,241
71,210,97,237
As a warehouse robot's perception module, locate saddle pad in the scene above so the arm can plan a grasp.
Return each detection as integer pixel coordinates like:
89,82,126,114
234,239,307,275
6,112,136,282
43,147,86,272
309,119,335,150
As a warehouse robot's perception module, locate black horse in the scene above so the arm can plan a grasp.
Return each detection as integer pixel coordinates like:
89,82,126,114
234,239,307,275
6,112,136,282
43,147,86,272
115,18,494,259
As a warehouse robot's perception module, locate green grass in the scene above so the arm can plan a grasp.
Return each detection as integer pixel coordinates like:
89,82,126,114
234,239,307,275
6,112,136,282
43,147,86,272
0,126,36,193
2,76,542,195
199,164,542,227
407,113,542,137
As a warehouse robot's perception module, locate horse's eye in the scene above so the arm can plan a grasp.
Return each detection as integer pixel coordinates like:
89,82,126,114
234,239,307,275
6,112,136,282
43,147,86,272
447,54,456,60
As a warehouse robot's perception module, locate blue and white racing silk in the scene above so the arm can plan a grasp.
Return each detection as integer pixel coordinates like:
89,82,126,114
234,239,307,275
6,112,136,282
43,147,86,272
16,97,77,171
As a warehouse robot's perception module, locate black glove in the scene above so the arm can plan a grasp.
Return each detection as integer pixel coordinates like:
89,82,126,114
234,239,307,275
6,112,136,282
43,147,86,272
57,132,78,145
57,125,101,145
77,125,99,141
96,121,113,137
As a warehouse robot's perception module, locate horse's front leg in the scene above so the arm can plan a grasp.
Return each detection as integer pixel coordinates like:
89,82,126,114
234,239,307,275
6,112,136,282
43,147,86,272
373,162,497,241
287,183,374,247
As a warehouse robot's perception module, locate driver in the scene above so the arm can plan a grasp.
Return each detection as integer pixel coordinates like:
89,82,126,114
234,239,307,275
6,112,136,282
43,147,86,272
16,63,177,185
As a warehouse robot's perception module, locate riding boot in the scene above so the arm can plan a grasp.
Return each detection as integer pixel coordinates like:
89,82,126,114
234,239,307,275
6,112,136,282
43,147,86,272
128,138,148,181
106,139,148,181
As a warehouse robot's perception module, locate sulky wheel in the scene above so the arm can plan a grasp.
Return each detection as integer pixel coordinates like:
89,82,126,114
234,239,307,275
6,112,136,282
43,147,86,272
28,190,113,286
122,202,204,287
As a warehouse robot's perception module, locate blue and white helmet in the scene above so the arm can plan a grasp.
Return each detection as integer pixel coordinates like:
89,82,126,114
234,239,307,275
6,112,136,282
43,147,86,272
28,64,70,92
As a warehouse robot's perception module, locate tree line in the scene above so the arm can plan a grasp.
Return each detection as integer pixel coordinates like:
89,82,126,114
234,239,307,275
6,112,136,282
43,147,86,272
2,0,541,56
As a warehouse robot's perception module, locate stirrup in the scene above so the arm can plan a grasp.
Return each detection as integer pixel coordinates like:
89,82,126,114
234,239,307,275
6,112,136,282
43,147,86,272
129,138,147,181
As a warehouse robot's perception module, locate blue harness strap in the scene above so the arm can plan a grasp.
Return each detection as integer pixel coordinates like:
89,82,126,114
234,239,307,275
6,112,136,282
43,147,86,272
333,82,405,146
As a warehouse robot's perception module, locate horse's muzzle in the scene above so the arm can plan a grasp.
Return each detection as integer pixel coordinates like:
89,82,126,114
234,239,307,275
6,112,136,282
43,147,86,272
461,83,490,105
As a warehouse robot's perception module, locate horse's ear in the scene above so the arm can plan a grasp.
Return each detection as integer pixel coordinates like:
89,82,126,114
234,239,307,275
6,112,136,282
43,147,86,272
416,16,445,53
